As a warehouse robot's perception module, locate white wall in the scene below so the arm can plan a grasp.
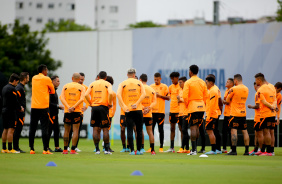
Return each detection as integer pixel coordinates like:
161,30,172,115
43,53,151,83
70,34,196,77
0,0,15,25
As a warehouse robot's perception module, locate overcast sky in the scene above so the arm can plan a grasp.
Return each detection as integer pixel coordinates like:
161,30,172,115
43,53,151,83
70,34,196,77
137,0,279,24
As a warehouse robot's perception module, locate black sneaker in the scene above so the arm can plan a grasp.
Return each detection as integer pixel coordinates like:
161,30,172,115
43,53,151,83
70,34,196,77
47,148,54,152
198,149,205,153
243,152,249,156
109,148,114,152
226,151,237,155
16,148,26,153
55,148,63,152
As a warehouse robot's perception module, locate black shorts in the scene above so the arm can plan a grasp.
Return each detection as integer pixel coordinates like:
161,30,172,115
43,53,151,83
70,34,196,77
169,113,179,124
179,116,184,127
2,111,17,129
187,112,204,127
143,117,153,126
16,112,25,126
90,106,110,128
205,118,217,130
229,116,247,130
254,121,261,131
152,113,165,126
260,117,276,130
120,115,126,127
64,112,82,125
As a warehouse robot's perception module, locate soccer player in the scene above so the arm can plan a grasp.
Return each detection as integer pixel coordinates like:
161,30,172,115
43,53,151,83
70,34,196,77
204,75,219,154
177,76,190,153
254,73,276,156
273,82,282,154
48,76,64,152
140,74,157,155
150,72,169,152
85,71,113,155
1,73,24,153
226,74,249,155
29,64,55,154
60,73,85,154
247,82,261,155
165,72,180,152
183,65,208,156
222,78,234,153
117,68,146,155
13,72,29,153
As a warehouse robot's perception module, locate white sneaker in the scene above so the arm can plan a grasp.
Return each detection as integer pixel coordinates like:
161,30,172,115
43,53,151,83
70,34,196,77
272,152,275,156
187,151,197,155
95,150,100,155
164,148,175,153
104,151,112,155
75,148,81,152
67,147,70,151
228,149,232,154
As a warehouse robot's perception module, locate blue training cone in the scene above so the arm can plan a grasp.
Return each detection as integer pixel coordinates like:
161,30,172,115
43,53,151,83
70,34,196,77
46,161,57,167
131,170,143,176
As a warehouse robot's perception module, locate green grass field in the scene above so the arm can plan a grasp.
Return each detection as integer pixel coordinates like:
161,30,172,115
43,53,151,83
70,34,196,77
1,138,282,184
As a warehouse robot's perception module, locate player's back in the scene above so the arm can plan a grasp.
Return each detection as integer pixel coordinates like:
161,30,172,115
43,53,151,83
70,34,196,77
89,79,111,107
63,82,84,113
121,78,143,111
258,84,276,118
229,84,249,117
169,83,180,113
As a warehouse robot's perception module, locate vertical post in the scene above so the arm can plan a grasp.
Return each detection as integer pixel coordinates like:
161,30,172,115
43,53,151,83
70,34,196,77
213,1,219,25
96,0,99,74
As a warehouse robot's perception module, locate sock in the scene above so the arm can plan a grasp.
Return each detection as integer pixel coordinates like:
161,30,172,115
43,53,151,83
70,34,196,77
192,141,196,152
127,145,130,149
186,140,190,150
95,143,100,151
123,144,126,149
104,143,109,151
71,146,76,151
171,140,174,149
150,143,154,152
160,144,163,148
266,145,271,153
8,142,12,150
64,146,68,150
2,142,6,150
254,147,258,152
261,144,266,152
141,144,144,149
245,146,249,153
271,146,274,153
211,144,216,152
231,146,237,152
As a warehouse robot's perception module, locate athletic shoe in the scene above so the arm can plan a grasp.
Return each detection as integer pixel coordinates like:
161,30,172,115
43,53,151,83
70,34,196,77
146,148,151,153
129,151,136,155
47,148,54,152
103,148,105,152
136,150,143,155
159,148,164,152
55,148,63,152
70,150,78,154
30,150,35,154
1,149,8,153
177,148,184,153
93,149,96,152
228,149,233,154
243,152,249,156
120,148,126,152
125,148,130,152
104,151,112,155
255,151,263,156
75,148,81,152
205,151,217,155
140,148,146,153
226,151,237,155
8,149,20,153
216,150,222,154
109,148,114,152
249,149,256,155
198,149,206,153
151,151,156,155
184,149,190,154
16,148,26,153
43,150,53,154
95,150,100,155
62,150,68,154
164,148,175,153
187,151,197,155
221,149,228,153
272,152,275,156
67,147,70,151
259,152,273,156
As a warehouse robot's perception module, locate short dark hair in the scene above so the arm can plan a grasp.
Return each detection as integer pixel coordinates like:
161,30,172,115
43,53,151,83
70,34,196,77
19,72,29,82
207,74,216,80
9,73,20,83
234,74,242,81
275,82,282,89
179,76,187,82
154,72,161,78
37,64,47,73
51,75,59,81
140,74,148,82
79,72,85,77
169,72,180,79
106,76,114,85
254,73,265,81
98,71,107,79
206,76,215,83
189,65,199,75
227,78,234,83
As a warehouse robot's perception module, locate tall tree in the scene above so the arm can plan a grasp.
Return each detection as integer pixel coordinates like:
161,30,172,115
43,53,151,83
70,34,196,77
277,0,282,21
44,20,93,32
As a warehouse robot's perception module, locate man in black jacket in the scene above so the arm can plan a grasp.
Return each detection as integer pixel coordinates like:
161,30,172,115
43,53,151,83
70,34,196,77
1,73,24,153
13,72,29,153
48,76,64,152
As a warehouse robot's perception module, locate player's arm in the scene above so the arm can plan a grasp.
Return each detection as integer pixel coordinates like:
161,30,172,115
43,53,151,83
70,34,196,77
207,92,216,121
150,92,157,110
59,86,70,109
277,99,281,125
107,84,113,106
226,89,234,104
13,89,23,112
112,93,117,117
218,97,223,113
183,82,189,106
117,84,129,112
260,93,276,110
84,85,92,105
47,78,55,94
